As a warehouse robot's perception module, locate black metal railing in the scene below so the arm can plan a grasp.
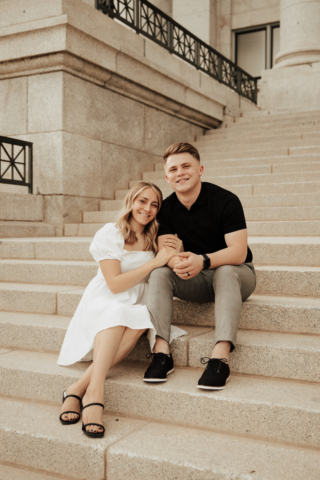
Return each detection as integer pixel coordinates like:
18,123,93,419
96,0,258,104
0,136,33,193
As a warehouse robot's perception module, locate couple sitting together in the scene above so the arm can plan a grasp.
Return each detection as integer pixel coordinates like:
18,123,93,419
58,142,256,438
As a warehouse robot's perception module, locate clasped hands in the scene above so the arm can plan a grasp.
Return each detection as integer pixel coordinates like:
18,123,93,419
163,234,203,280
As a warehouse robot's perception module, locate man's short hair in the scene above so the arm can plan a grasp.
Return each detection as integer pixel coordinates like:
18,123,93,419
163,142,200,164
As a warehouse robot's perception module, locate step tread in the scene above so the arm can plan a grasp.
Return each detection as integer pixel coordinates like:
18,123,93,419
0,464,69,480
1,310,319,348
1,398,320,480
1,350,319,410
1,351,320,448
0,282,81,293
0,397,147,480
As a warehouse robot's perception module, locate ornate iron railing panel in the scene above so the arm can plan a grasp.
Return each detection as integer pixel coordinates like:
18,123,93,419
0,136,33,193
96,0,258,103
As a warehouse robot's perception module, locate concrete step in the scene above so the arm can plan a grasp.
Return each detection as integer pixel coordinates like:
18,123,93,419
0,282,81,314
0,464,70,480
0,193,43,222
195,138,320,153
131,171,320,190
100,199,124,211
248,219,320,236
1,313,319,382
245,206,320,221
249,236,320,266
83,206,320,224
241,193,320,208
0,261,313,297
0,259,97,286
155,153,320,170
236,110,320,123
207,124,320,138
1,352,320,448
255,265,320,296
0,221,55,238
205,145,320,160
1,398,320,480
103,191,320,211
11,284,318,335
65,219,320,237
106,422,320,480
174,293,320,334
115,183,254,201
199,130,320,146
83,210,118,223
148,161,320,181
2,236,319,266
252,180,320,196
224,119,320,131
0,397,147,480
0,312,209,367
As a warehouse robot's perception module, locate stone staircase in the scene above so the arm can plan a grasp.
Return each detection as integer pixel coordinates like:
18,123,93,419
1,110,320,479
0,192,55,238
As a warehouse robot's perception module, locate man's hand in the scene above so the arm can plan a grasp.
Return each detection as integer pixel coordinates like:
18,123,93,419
173,252,203,279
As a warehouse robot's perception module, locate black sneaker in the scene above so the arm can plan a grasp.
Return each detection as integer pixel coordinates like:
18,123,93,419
143,353,174,383
197,358,230,390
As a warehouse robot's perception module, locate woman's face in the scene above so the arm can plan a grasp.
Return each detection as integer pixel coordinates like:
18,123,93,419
131,188,159,227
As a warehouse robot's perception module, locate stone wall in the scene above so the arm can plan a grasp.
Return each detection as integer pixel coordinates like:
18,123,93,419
231,0,280,30
0,0,258,234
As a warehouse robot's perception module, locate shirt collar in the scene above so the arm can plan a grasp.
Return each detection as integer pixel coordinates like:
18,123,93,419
174,182,207,209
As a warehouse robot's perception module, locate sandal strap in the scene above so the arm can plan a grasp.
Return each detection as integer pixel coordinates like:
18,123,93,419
82,402,104,410
59,411,80,418
64,393,81,402
83,422,105,432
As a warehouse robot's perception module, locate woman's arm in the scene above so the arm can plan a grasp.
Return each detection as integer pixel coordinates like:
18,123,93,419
100,248,176,294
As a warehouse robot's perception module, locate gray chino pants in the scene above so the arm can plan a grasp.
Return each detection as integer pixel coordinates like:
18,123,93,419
147,262,256,351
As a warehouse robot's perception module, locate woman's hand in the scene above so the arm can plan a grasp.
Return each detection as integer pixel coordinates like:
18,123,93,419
163,234,184,253
153,247,177,268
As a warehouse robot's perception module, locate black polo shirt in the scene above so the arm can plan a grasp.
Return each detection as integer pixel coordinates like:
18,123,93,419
157,182,253,263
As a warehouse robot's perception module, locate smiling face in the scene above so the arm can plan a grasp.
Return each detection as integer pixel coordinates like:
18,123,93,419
165,152,204,194
131,187,160,226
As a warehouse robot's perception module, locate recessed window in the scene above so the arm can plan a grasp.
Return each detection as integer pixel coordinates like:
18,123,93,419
235,23,280,78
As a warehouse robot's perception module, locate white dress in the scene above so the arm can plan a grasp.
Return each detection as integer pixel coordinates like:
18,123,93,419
57,223,186,366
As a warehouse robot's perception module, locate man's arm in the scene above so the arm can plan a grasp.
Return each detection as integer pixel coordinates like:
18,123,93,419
173,229,248,279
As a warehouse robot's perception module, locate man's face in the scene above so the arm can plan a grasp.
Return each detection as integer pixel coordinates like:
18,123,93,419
165,153,204,193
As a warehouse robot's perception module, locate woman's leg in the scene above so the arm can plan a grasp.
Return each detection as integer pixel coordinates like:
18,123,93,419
60,327,146,423
82,325,126,433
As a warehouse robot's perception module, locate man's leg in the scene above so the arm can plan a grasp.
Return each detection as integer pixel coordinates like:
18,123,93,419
197,263,256,390
145,266,214,382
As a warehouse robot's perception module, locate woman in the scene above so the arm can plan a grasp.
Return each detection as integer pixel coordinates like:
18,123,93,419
58,181,185,438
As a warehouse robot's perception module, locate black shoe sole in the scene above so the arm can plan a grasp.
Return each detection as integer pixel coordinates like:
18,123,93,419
143,368,174,383
196,376,230,391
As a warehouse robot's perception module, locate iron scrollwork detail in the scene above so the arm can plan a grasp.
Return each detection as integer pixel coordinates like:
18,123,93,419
96,0,257,103
0,136,33,193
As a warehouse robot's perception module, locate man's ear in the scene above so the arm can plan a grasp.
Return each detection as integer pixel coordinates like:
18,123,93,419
165,174,170,184
199,165,204,177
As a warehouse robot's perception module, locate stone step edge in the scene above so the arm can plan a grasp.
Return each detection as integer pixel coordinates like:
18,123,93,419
2,396,320,480
0,462,72,480
1,355,320,449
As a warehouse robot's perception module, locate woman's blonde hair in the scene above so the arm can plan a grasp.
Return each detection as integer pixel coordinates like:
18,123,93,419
116,182,163,253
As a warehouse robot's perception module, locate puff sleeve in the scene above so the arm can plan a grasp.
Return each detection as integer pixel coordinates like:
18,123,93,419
89,223,124,263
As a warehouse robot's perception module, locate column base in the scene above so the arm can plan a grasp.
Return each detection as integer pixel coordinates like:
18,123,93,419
259,62,320,113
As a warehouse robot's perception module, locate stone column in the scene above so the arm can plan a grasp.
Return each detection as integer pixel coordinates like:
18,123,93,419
259,0,320,111
275,0,320,67
172,0,217,47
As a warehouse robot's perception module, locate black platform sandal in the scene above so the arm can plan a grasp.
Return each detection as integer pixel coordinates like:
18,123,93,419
59,390,82,425
82,402,105,438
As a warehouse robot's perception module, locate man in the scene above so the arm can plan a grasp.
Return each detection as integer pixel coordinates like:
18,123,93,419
143,142,256,390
